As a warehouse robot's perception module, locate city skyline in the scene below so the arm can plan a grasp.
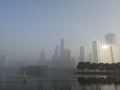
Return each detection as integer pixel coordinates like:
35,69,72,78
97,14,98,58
1,1,120,60
1,1,120,89
1,32,119,67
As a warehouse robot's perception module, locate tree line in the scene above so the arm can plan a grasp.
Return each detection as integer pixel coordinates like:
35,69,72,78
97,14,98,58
77,62,120,71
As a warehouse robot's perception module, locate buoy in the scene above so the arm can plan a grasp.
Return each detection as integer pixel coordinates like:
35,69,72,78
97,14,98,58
22,71,27,84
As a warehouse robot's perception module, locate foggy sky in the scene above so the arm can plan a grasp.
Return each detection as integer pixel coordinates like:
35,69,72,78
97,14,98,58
0,0,120,60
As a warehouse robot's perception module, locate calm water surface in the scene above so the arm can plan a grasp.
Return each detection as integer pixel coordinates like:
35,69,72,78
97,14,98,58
0,68,119,90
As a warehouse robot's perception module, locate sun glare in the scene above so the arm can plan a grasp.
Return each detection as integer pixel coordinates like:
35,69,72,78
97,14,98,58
102,45,109,49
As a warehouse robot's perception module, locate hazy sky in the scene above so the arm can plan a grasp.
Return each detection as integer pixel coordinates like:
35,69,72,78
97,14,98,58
0,0,120,60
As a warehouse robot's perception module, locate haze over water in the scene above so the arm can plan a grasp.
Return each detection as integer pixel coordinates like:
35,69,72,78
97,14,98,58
1,1,120,90
1,0,120,60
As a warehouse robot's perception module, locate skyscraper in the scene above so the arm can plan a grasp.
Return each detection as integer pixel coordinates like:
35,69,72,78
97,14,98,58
61,39,64,60
54,45,61,60
105,33,117,44
40,49,45,63
80,46,91,62
105,33,120,63
110,45,120,63
55,45,58,58
1,55,10,67
52,39,75,68
92,41,112,63
63,48,71,60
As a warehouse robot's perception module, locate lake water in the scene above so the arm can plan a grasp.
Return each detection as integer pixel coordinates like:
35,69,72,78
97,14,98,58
0,68,120,90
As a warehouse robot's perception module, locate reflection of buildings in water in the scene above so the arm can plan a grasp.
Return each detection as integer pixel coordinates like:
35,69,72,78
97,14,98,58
114,85,120,90
71,81,80,90
70,80,102,90
38,80,102,90
115,85,118,90
77,81,120,90
89,85,101,90
38,80,73,90
102,85,120,90
38,82,53,90
36,68,76,90
36,80,104,90
95,85,101,90
102,85,115,90
77,84,101,90
51,81,72,90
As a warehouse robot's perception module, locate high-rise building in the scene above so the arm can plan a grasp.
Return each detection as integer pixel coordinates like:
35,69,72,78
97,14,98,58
63,48,75,68
105,33,120,63
63,49,71,60
0,55,10,67
80,46,91,62
52,39,75,68
105,33,117,44
54,45,61,60
40,49,45,63
92,41,112,63
55,45,58,57
61,39,64,60
110,45,120,63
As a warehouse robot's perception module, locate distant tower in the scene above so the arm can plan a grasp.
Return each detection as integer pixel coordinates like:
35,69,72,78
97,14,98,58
105,33,117,44
80,46,91,62
61,39,64,60
92,40,112,63
40,49,45,62
0,55,10,67
63,48,71,60
55,45,58,57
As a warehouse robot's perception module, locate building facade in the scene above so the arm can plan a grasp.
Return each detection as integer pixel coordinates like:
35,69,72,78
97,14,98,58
92,41,112,63
105,33,117,45
110,45,120,63
80,46,91,62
